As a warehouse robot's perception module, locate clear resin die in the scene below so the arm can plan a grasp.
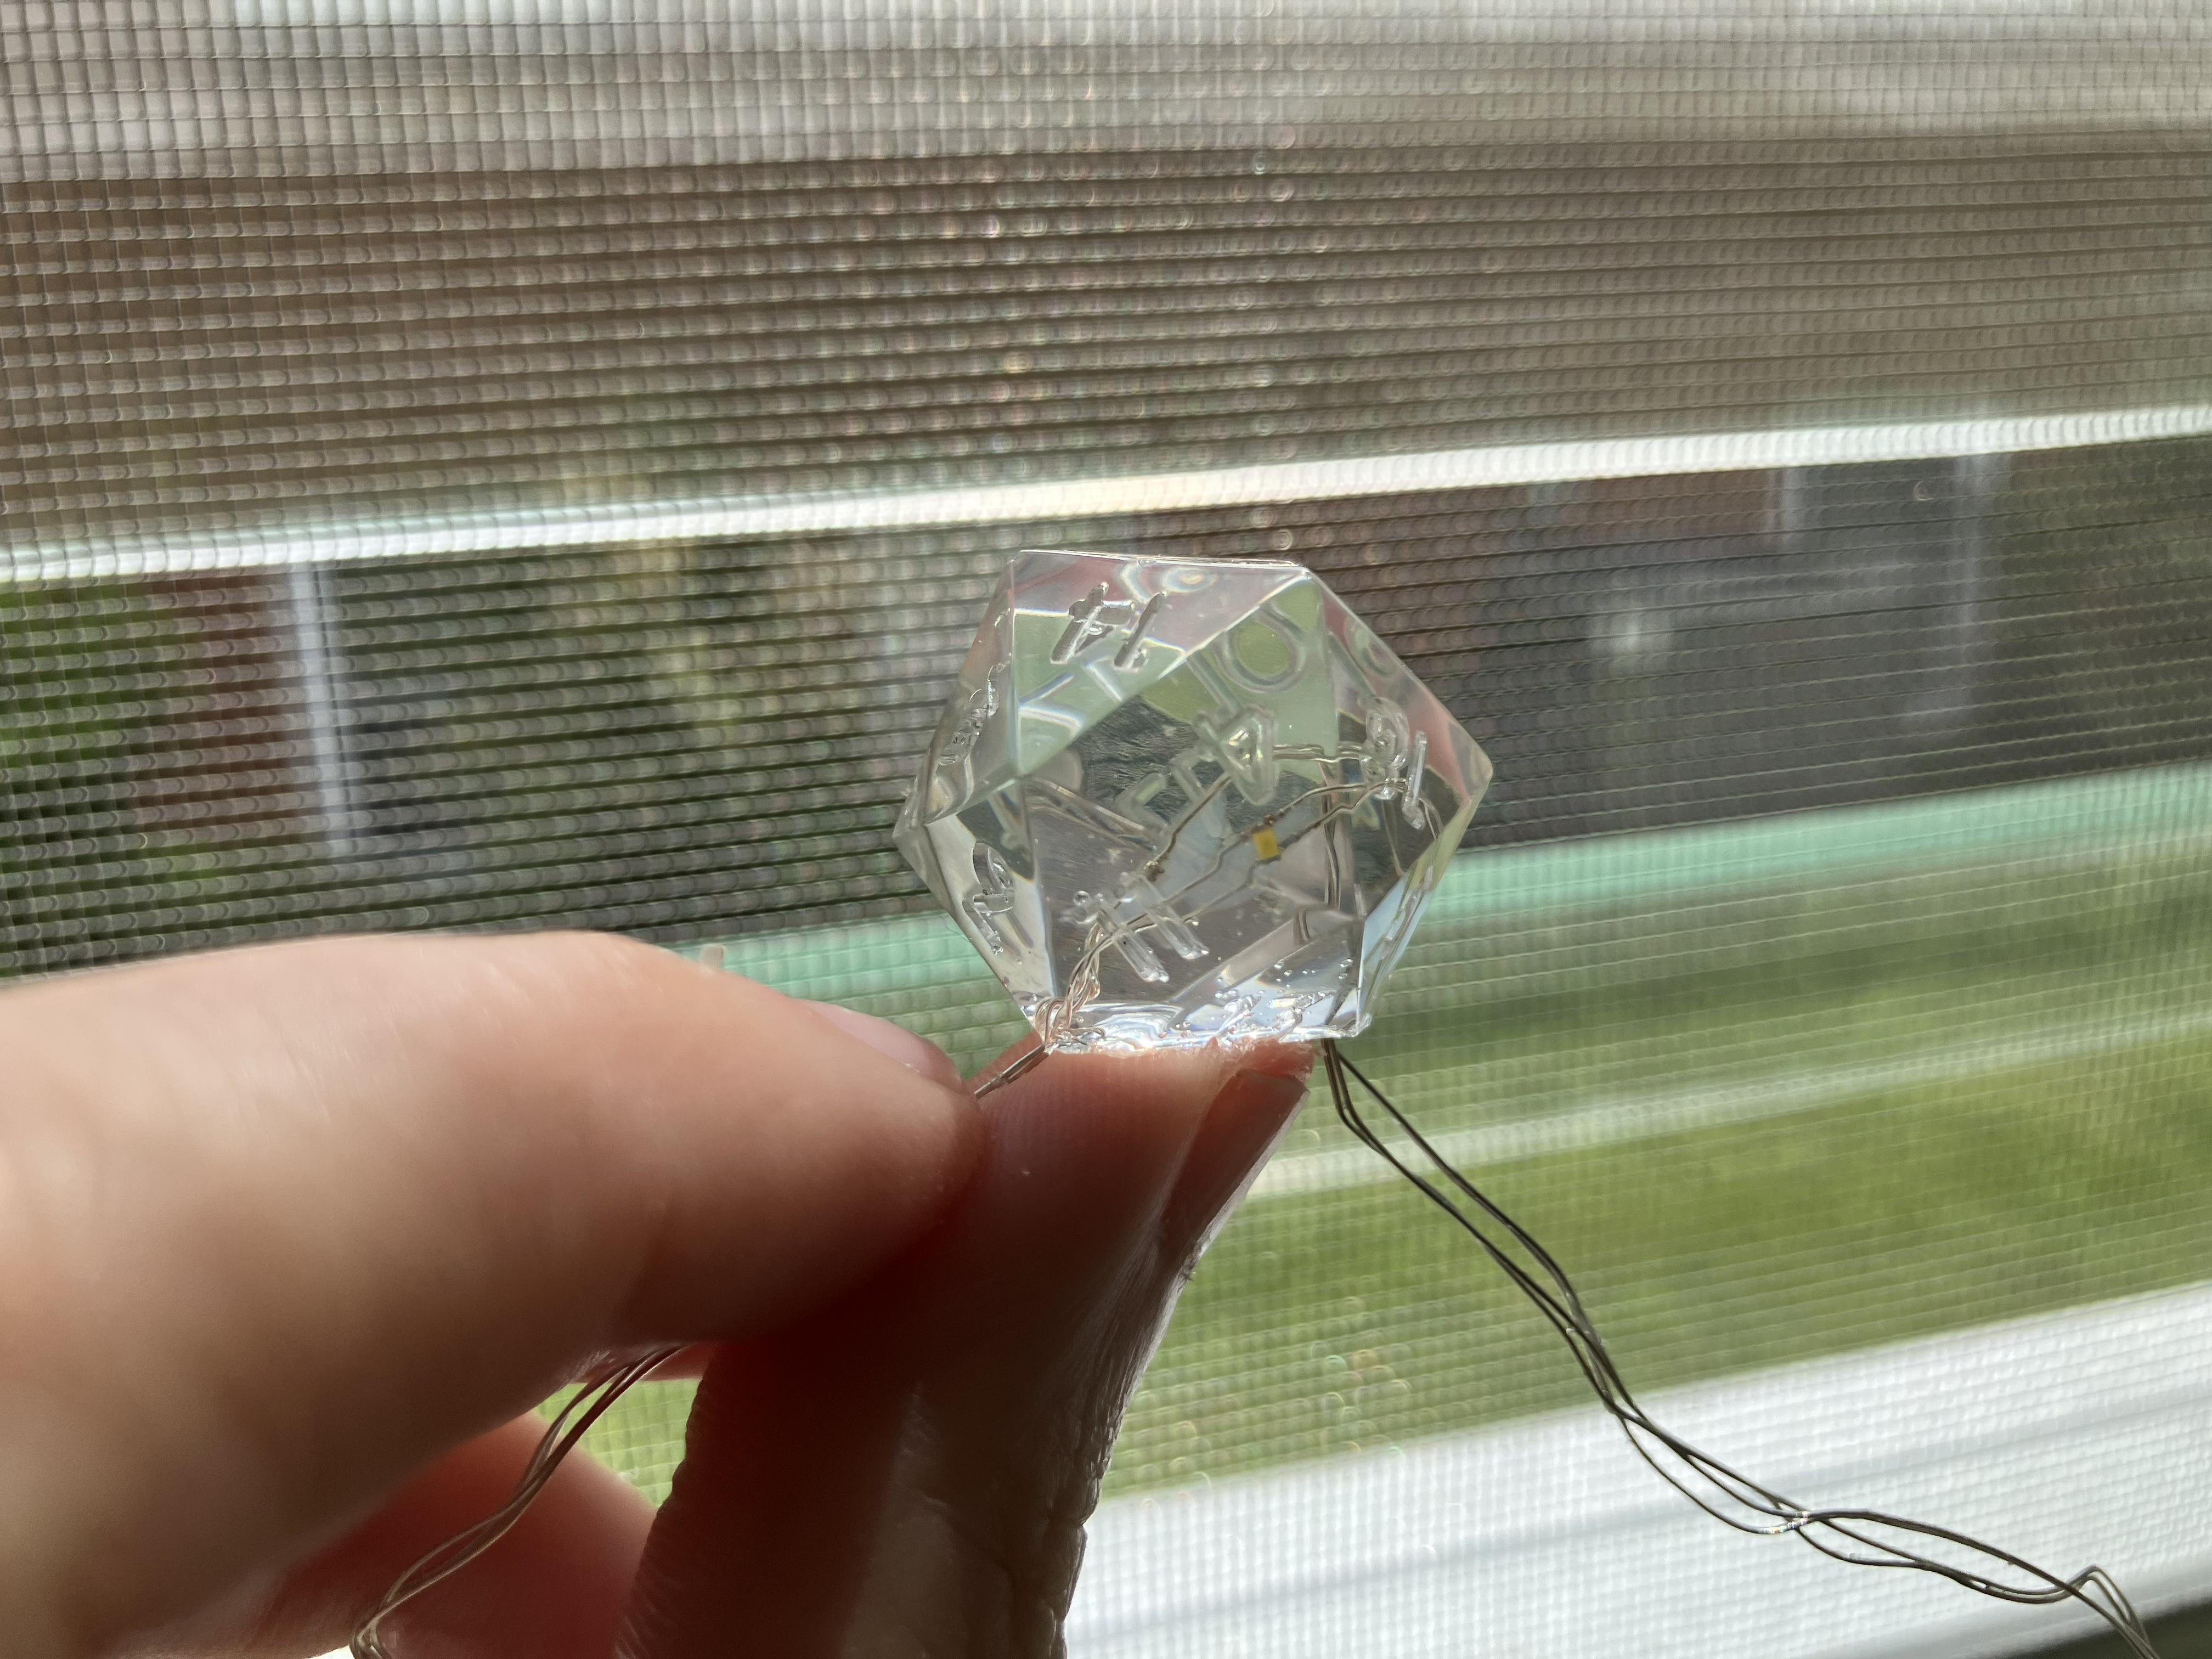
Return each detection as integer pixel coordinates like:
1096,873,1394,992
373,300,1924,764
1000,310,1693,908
896,551,1491,1050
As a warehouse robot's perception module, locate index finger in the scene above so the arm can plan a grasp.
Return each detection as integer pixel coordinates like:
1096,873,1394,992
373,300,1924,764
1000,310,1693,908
0,932,979,1658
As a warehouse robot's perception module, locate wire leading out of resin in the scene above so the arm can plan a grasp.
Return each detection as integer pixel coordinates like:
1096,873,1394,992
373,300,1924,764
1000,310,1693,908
1316,1041,2163,1659
349,1345,682,1657
348,949,767,1646
975,707,1436,1093
1020,756,1434,1058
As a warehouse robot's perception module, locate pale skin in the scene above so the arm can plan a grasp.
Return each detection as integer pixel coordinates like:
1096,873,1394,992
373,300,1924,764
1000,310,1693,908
0,932,1310,1658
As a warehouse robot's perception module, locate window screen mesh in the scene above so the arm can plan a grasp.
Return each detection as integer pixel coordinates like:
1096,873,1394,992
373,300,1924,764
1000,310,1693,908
4,5,2210,1655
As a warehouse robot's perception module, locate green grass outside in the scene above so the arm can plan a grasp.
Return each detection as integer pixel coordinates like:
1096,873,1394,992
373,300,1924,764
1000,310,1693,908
574,777,2212,1505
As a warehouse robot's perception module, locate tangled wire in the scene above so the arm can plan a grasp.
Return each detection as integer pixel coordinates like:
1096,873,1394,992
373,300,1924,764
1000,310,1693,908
1318,1039,2160,1658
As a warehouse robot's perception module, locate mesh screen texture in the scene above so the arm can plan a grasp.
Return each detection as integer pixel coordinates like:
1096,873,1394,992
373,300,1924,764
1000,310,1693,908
4,4,2211,1656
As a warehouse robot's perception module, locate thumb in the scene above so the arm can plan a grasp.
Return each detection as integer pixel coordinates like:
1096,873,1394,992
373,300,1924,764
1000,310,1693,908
619,1041,1311,1659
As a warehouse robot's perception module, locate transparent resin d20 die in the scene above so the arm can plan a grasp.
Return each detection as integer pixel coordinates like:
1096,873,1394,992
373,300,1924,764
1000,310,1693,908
895,550,1492,1051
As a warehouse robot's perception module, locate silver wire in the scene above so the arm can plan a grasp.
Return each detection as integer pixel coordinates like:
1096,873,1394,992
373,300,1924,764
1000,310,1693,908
1318,1039,2163,1658
348,1345,684,1658
347,1026,1057,1652
972,1039,1049,1098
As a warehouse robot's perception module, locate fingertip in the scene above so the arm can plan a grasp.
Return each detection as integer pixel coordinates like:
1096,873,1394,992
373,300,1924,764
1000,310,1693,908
614,1041,1312,1659
799,1001,964,1092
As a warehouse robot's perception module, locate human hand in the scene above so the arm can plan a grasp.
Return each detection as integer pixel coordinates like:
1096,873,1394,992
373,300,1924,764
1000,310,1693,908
0,933,1307,1658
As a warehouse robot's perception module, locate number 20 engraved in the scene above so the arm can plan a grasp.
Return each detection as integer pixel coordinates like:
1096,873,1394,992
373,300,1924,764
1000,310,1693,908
1051,585,1167,670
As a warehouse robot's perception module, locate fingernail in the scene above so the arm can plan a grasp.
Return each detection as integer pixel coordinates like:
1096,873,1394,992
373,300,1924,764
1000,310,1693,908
1227,1037,1317,1083
1229,1064,1313,1121
804,1001,964,1091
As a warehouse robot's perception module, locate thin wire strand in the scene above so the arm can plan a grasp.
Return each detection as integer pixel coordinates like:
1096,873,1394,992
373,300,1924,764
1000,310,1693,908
972,1037,1048,1098
349,1345,685,1659
1318,1039,2162,1658
349,1011,1054,1655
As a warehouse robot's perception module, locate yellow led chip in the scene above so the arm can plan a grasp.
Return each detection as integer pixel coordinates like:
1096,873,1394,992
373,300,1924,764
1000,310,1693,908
1251,825,1281,861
